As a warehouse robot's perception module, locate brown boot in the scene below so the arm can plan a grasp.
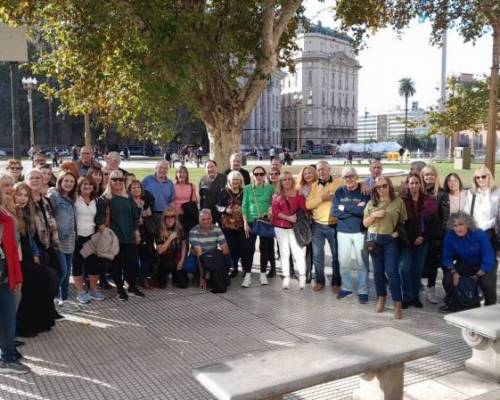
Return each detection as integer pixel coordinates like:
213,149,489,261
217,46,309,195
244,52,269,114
144,278,155,290
394,302,403,319
376,296,386,313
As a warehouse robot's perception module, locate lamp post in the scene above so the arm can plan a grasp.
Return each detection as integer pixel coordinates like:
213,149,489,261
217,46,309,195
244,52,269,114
293,93,303,154
21,76,37,147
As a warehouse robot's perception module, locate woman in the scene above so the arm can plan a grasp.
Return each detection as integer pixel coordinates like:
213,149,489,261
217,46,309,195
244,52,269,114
0,174,16,216
156,207,188,288
73,176,105,304
26,169,63,320
272,171,307,289
267,167,280,190
87,167,105,196
363,176,407,319
14,182,55,337
47,171,78,309
173,166,198,232
129,179,156,289
399,174,438,309
5,159,23,183
96,170,143,301
242,166,275,287
216,171,249,278
420,165,449,304
444,173,467,214
441,211,496,312
39,163,56,195
297,165,318,283
0,186,30,374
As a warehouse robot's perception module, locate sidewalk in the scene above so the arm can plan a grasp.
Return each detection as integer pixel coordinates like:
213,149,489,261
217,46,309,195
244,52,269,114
0,257,498,399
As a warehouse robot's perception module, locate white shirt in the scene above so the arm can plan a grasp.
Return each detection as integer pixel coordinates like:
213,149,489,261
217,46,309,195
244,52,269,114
464,188,500,231
75,196,97,237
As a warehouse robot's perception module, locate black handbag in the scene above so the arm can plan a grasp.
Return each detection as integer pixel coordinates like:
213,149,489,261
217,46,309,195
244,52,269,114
181,184,199,233
0,256,7,285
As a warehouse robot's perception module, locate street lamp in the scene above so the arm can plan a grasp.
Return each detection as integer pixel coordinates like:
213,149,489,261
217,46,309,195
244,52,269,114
21,76,38,147
293,93,303,153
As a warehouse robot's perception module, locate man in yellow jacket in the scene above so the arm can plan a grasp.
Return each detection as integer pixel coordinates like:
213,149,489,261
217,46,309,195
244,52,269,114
306,161,343,292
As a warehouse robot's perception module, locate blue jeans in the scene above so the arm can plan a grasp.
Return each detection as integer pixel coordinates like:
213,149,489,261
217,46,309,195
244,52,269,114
0,284,17,363
369,234,402,302
312,222,341,286
399,242,429,302
57,252,73,301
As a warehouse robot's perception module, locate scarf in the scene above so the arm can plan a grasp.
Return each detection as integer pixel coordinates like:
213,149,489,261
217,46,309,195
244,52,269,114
0,212,22,289
33,197,60,250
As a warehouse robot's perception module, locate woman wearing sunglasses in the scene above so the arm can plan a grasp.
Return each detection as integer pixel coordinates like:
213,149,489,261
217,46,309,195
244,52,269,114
363,176,407,319
96,170,143,301
5,160,23,183
241,166,275,287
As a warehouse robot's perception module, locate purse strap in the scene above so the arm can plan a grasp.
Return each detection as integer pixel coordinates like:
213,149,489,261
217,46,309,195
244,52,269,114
251,185,263,218
470,193,476,217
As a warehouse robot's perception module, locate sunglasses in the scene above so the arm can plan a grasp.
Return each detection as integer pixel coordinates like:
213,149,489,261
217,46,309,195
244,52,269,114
475,175,488,180
270,172,279,176
376,184,388,190
254,172,265,177
165,215,176,219
111,177,124,182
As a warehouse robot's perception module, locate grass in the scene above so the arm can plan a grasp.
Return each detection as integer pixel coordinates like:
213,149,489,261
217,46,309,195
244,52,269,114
128,162,500,189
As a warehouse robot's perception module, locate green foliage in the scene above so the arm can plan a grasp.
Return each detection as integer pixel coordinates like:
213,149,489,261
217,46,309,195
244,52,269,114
398,77,415,100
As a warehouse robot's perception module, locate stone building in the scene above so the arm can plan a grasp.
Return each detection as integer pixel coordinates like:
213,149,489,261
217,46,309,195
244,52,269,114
281,24,360,152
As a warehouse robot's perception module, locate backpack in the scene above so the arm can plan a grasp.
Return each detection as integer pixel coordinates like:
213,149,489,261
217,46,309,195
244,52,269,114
449,276,480,312
293,209,312,247
199,248,230,294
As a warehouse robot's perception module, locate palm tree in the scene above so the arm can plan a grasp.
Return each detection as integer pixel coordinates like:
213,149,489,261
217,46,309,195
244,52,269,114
399,78,416,149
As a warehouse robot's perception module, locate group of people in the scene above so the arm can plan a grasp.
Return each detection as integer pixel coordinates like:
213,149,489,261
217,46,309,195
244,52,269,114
0,148,498,375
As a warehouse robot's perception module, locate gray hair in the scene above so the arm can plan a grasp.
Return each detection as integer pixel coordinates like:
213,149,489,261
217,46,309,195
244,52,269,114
316,161,331,170
447,211,477,232
199,208,212,218
107,151,121,163
341,166,357,178
226,171,244,189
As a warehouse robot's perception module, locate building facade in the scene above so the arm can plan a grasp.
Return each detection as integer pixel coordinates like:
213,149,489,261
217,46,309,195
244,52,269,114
240,70,286,152
281,24,360,152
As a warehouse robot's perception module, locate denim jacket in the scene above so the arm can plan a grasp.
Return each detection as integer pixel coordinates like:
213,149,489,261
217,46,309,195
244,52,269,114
47,189,76,241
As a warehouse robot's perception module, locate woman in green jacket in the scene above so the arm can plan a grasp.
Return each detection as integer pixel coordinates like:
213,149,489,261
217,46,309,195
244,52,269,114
242,166,275,287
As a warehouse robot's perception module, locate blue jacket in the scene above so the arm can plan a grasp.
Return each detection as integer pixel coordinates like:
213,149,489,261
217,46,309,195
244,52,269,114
331,184,370,233
142,175,175,213
47,190,76,241
442,229,495,273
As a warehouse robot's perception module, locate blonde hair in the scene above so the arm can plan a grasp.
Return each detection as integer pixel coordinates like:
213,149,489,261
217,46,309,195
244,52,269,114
420,165,440,197
297,165,318,189
103,170,128,199
226,171,244,191
277,171,297,196
471,165,496,193
160,206,182,241
0,173,16,215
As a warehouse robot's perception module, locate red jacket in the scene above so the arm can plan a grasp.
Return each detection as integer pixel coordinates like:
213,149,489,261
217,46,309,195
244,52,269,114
272,192,306,229
0,212,22,289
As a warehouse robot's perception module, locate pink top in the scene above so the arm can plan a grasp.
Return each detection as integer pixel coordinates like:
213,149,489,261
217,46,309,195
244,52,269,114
272,192,306,229
174,183,198,214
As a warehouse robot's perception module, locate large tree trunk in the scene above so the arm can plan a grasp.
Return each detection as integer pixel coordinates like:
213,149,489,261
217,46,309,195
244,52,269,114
485,23,499,176
206,124,242,170
84,113,92,146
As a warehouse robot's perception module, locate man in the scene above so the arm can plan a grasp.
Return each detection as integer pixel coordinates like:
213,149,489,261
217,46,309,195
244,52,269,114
271,157,282,172
74,145,101,176
32,152,47,168
142,160,175,236
200,160,226,222
189,209,230,290
363,159,383,192
106,151,128,175
269,147,276,162
306,161,343,292
224,153,250,185
332,167,370,304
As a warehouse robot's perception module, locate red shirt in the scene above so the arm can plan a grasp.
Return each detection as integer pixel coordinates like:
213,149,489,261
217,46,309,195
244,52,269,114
272,192,306,229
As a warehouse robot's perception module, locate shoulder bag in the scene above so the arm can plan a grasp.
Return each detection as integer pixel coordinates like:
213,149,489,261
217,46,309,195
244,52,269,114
250,185,275,238
180,184,199,233
221,190,243,231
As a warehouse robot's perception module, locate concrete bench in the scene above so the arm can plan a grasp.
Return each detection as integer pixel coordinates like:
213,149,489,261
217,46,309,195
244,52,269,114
193,327,438,400
445,304,500,382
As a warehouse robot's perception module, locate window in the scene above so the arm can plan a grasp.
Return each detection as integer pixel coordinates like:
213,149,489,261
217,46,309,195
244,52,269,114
322,92,325,106
308,111,313,126
308,70,313,86
307,90,313,105
332,73,335,88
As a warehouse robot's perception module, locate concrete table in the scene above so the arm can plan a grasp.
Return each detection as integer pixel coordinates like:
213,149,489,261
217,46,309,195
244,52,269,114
445,305,500,381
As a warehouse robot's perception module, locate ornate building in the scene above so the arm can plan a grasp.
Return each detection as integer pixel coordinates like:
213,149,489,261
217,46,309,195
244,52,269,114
241,70,286,152
281,24,360,152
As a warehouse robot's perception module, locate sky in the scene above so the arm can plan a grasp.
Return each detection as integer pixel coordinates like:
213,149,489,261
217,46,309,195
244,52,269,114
303,0,493,115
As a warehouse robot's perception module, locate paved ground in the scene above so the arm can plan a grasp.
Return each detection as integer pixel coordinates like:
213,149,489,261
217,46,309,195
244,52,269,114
1,253,490,400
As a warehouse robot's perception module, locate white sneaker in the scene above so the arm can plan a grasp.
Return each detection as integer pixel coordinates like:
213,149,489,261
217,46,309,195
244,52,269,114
299,275,306,289
260,273,268,286
282,277,290,289
241,273,252,288
426,286,438,304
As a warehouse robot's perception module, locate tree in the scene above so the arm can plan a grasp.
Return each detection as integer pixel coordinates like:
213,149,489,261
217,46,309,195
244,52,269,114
335,0,500,174
1,1,304,167
398,77,416,149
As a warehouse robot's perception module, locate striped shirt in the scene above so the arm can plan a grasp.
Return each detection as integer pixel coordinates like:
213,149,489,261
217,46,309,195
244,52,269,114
189,225,226,254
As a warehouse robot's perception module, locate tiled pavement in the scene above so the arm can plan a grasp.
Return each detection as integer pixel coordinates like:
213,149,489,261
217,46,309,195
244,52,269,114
1,261,482,400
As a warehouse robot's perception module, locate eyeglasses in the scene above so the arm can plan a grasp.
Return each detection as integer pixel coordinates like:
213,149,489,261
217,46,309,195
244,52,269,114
270,172,279,176
343,175,356,180
475,175,488,180
111,177,124,182
254,172,265,177
10,167,22,171
376,184,388,190
164,215,176,219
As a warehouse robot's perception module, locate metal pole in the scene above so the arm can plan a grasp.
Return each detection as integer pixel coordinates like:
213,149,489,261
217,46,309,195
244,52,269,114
436,29,447,159
9,62,21,159
296,104,301,153
48,97,54,148
27,88,35,147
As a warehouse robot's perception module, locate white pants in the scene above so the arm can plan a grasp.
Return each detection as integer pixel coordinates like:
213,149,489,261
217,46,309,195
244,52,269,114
275,227,306,277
